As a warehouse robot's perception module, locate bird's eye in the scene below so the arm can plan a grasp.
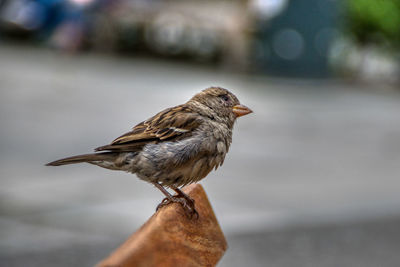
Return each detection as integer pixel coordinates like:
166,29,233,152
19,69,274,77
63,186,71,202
220,94,229,102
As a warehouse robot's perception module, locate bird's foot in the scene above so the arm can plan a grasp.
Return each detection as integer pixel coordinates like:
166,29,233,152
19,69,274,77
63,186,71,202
156,195,198,219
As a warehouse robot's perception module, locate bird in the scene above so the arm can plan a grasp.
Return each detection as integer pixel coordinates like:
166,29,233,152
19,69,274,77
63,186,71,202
46,87,252,218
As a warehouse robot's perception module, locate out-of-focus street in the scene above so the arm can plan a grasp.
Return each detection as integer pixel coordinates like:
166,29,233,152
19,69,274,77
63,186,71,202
1,44,400,266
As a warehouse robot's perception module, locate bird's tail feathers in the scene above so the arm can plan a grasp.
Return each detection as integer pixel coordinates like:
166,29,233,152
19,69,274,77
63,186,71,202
46,152,116,166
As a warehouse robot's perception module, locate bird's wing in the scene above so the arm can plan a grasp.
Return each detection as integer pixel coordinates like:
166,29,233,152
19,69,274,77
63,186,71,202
95,105,201,152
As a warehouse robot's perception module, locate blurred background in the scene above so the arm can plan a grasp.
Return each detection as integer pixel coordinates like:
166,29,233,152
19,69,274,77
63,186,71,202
1,0,400,266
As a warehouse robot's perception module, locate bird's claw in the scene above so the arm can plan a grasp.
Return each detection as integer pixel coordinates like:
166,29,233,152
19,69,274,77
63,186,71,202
156,197,170,211
156,195,198,219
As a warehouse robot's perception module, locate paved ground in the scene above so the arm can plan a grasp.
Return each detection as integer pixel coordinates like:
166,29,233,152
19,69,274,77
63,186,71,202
1,43,400,266
2,216,400,267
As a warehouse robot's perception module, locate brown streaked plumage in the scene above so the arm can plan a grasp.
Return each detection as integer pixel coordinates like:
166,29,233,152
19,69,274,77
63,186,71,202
47,87,252,218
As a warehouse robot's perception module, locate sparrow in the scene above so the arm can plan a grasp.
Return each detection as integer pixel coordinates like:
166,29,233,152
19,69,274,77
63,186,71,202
46,87,252,218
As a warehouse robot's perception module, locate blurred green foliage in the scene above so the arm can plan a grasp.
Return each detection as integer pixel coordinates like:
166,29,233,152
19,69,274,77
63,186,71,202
347,0,400,49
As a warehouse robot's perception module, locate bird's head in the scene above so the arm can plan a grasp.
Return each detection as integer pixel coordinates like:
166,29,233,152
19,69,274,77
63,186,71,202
189,87,253,127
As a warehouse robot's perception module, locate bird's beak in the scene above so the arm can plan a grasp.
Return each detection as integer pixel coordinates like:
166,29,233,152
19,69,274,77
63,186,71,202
233,104,253,117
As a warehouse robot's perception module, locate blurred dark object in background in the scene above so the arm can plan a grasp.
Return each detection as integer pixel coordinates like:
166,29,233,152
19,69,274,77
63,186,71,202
0,0,253,67
0,0,399,83
90,0,252,68
0,0,96,51
250,0,339,78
